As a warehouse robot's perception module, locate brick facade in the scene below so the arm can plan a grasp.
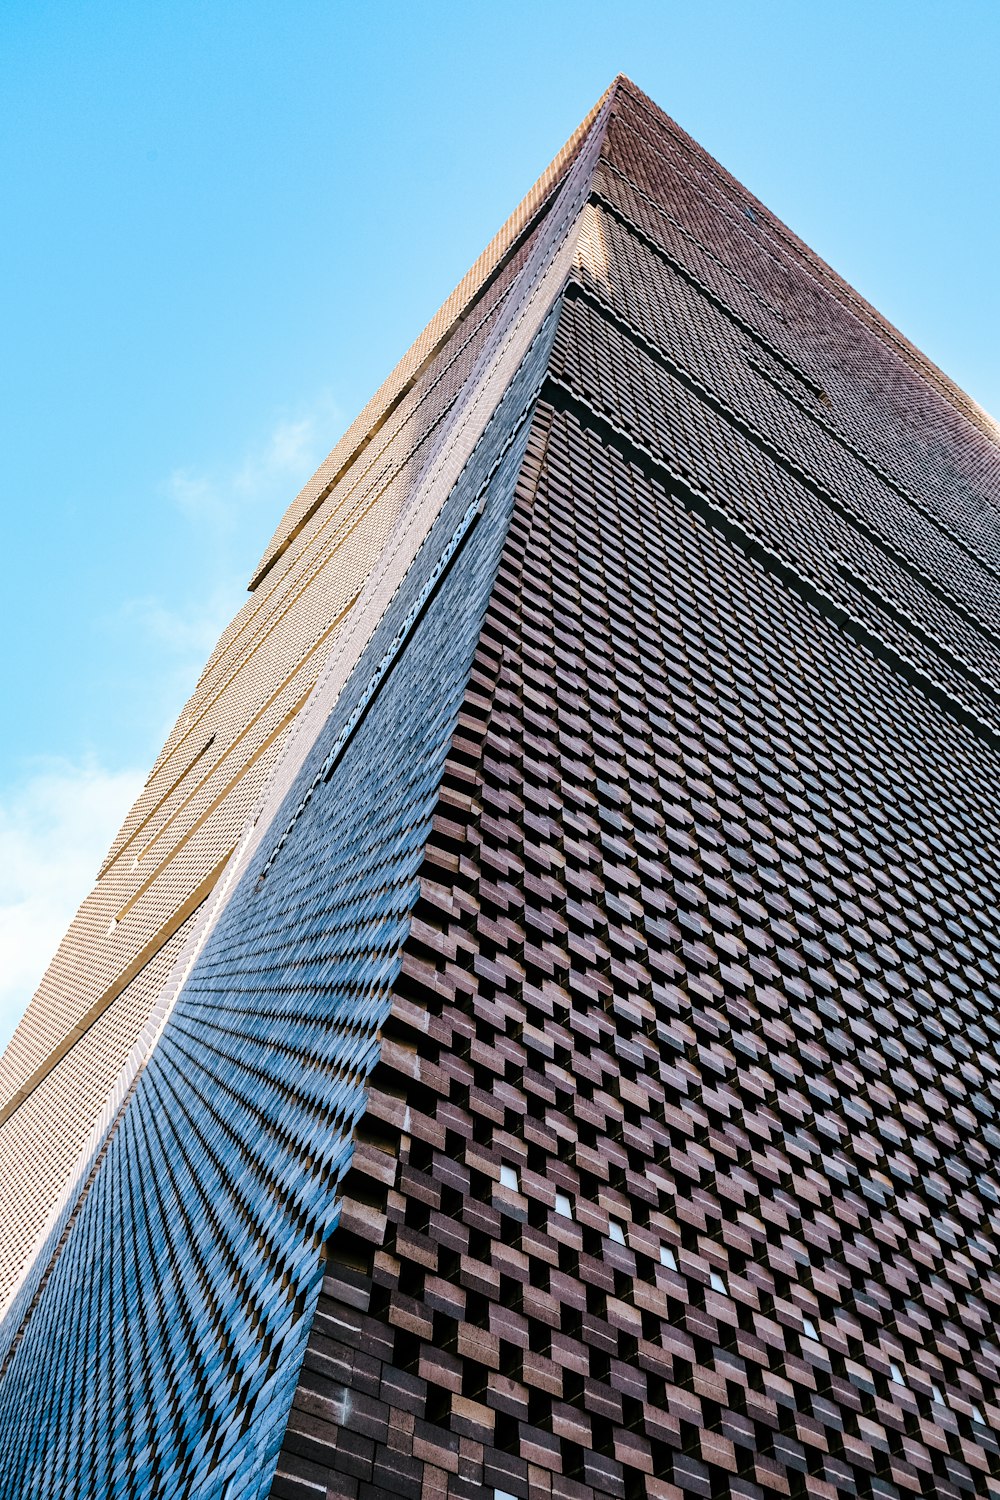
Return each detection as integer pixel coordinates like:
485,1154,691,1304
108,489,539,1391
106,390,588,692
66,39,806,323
2,77,998,1500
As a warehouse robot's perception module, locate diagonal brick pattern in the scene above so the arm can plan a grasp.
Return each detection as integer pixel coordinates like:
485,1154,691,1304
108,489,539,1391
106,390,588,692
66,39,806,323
279,390,1000,1499
270,80,1000,1500
0,86,603,1321
1,75,998,1500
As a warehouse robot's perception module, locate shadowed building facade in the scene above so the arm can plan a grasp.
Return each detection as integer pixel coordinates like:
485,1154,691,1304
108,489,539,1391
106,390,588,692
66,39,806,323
1,76,999,1499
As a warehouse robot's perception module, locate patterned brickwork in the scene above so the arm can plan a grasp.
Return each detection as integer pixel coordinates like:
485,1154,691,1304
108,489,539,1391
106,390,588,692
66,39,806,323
265,78,1000,1500
276,395,1000,1499
0,316,553,1498
0,89,602,1317
2,73,999,1500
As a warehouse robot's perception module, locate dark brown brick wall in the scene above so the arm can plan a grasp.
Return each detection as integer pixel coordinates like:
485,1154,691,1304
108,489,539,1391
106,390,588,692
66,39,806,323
268,77,1000,1500
271,389,1000,1497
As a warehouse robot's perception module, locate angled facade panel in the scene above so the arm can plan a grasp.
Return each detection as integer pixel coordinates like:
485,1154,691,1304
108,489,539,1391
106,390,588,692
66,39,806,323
0,85,609,1320
2,77,1000,1500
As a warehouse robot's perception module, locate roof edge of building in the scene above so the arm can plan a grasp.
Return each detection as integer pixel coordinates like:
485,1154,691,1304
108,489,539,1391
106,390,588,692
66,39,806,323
245,78,621,594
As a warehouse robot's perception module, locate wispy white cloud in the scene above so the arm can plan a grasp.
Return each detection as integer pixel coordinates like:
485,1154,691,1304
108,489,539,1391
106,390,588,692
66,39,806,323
117,392,345,741
162,393,343,538
122,584,243,664
0,759,146,1053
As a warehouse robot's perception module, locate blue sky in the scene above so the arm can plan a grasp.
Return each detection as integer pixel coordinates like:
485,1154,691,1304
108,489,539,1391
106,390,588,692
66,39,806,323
2,0,998,1047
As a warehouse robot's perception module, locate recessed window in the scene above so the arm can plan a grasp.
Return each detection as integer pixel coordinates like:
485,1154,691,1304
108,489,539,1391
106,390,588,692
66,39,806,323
931,1383,946,1405
802,1317,819,1342
709,1271,728,1296
608,1218,626,1245
660,1244,678,1271
971,1402,985,1425
889,1362,906,1387
554,1192,573,1219
499,1165,519,1192
495,1491,517,1500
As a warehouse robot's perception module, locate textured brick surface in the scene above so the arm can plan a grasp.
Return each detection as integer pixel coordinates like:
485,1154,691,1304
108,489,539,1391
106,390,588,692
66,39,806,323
0,324,553,1497
0,79,602,1319
292,394,1000,1497
2,73,999,1500
267,79,1000,1499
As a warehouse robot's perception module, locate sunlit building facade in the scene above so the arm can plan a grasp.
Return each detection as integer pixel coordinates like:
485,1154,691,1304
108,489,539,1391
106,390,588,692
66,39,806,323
1,77,999,1499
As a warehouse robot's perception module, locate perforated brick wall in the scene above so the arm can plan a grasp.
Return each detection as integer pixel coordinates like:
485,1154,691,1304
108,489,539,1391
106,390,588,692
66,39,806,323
2,74,999,1500
267,79,1000,1500
283,391,1000,1497
0,93,596,1319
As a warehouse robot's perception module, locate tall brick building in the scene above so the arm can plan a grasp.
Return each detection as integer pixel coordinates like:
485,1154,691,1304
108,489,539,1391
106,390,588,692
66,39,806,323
1,76,999,1499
